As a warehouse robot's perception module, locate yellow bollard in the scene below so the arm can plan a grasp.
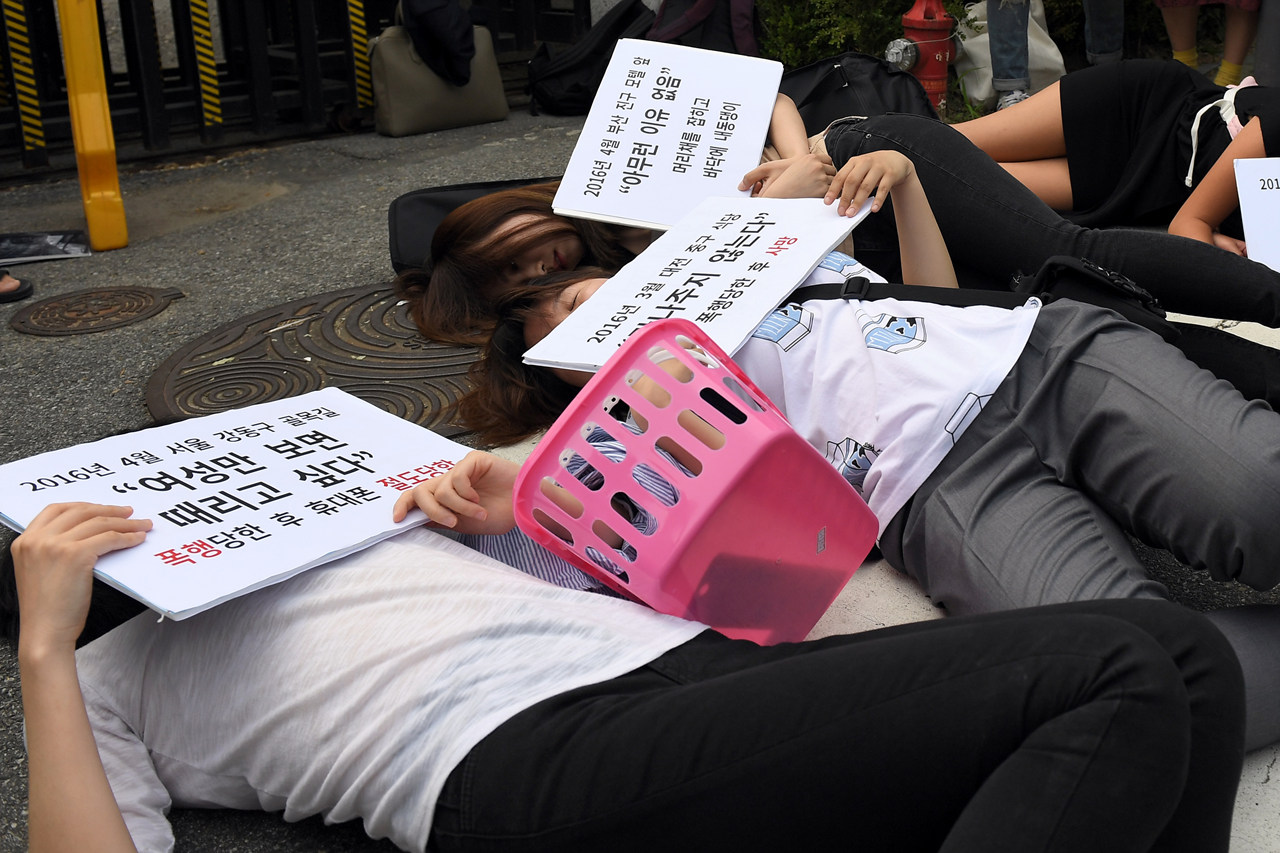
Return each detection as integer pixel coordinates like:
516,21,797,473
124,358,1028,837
55,0,128,250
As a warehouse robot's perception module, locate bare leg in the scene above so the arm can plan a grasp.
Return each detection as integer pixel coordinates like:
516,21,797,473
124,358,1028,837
1161,5,1199,54
0,272,20,294
953,81,1067,161
1223,5,1260,66
997,158,1074,209
953,80,1073,208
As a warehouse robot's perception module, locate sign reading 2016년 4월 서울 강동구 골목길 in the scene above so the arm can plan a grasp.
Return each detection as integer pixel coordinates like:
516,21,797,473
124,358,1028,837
0,388,470,620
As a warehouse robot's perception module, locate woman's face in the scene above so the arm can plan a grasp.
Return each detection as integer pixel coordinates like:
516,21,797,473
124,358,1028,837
492,214,585,293
523,276,609,387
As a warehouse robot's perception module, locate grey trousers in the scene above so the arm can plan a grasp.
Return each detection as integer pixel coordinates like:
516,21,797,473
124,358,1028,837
881,299,1280,611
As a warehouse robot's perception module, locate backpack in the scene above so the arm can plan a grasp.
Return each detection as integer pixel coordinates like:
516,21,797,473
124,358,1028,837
527,0,656,116
779,51,938,136
645,0,760,56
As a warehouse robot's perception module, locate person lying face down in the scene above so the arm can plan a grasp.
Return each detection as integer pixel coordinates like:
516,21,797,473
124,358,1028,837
7,501,1247,852
449,256,1280,753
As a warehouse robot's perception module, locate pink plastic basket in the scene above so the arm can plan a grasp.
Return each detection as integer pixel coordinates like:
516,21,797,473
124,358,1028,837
513,318,878,644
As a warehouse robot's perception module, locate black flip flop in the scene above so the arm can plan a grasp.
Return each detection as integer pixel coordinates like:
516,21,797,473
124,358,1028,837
0,268,33,303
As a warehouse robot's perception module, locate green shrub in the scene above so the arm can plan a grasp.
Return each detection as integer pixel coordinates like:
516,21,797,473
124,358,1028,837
756,0,976,69
757,0,1175,71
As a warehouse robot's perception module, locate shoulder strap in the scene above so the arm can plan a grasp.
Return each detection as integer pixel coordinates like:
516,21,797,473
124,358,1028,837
791,275,1031,309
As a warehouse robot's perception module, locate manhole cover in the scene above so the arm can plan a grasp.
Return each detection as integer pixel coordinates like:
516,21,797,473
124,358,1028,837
9,286,185,335
146,286,478,437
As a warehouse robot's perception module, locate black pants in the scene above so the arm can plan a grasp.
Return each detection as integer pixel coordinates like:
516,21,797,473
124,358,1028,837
431,600,1244,853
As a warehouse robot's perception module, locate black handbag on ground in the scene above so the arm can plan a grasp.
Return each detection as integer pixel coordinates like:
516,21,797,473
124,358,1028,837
778,51,938,136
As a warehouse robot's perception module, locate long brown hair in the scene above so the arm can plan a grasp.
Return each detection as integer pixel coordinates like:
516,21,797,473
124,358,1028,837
395,181,636,346
454,270,603,446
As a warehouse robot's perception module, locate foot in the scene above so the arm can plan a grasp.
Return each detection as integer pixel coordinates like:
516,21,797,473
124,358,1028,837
996,89,1029,111
0,269,34,303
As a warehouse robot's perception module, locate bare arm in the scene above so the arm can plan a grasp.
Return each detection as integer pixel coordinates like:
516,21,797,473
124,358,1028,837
1169,115,1265,256
14,503,151,853
826,151,958,288
768,93,810,160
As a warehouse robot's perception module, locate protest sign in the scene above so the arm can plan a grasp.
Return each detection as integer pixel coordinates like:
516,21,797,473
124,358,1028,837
553,39,783,231
524,196,868,374
1235,157,1280,273
0,388,467,619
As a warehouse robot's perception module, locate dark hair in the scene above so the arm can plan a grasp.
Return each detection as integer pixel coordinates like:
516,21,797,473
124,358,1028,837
454,269,605,446
1,534,146,648
394,181,638,346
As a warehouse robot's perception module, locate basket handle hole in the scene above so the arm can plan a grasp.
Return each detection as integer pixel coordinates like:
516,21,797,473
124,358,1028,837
539,476,584,517
532,507,574,545
674,335,720,369
583,546,631,583
592,519,638,563
633,463,679,506
699,387,747,425
626,369,672,408
721,375,766,413
656,436,704,476
604,396,649,432
579,421,623,448
678,409,726,450
611,491,660,535
647,346,695,383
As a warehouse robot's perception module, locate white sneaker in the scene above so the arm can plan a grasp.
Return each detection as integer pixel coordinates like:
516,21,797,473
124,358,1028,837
996,89,1029,111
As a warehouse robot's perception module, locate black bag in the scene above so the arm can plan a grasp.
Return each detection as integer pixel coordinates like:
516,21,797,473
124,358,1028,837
387,176,560,273
779,51,938,136
527,0,656,116
792,255,1180,343
1011,255,1179,342
646,0,761,56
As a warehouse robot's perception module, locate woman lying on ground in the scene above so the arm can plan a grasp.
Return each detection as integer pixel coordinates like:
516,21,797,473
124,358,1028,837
8,501,1246,852
430,174,1280,752
397,108,1280,406
401,94,1280,347
953,58,1280,254
396,94,834,346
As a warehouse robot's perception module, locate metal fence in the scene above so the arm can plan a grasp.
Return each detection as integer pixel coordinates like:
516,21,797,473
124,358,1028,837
0,0,591,182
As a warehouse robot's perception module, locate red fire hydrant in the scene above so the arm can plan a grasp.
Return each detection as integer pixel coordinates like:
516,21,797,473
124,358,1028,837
886,0,957,114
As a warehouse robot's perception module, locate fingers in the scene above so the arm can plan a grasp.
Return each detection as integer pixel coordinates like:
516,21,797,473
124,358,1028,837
826,151,914,216
391,489,419,523
739,164,770,191
19,503,151,557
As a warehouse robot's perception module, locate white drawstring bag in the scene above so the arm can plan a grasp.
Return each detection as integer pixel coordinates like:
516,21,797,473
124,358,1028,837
953,0,1067,106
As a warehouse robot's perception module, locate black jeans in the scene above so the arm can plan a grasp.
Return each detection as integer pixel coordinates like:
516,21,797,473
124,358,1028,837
826,112,1280,407
827,113,1280,325
430,599,1244,853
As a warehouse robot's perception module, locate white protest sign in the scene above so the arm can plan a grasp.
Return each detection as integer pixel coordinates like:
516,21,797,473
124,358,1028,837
1234,157,1280,273
524,196,867,373
0,388,468,619
553,39,783,231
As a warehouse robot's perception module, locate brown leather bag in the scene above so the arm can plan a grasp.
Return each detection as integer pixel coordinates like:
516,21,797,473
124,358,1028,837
368,24,508,138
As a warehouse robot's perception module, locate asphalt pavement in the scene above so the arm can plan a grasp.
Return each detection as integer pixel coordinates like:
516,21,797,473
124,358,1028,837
0,109,583,852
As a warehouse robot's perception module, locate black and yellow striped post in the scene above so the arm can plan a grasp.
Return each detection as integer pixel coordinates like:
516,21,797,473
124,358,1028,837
2,0,49,168
187,0,223,141
346,0,373,110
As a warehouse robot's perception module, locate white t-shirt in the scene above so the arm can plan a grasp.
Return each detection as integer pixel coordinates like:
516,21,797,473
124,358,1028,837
735,268,1041,534
74,527,704,852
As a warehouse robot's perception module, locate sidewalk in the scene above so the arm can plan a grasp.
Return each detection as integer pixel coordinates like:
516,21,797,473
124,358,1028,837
0,109,1277,850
